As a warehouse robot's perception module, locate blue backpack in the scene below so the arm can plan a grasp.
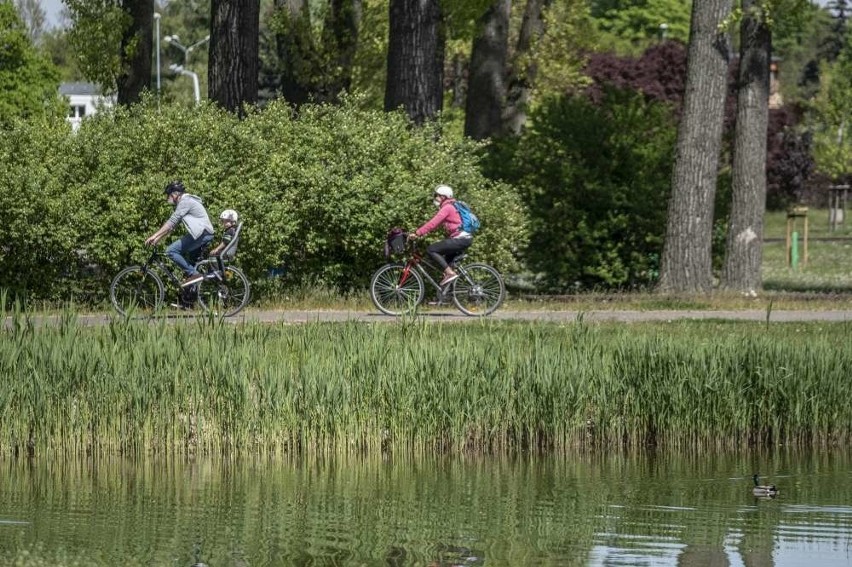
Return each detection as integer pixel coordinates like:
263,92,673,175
453,201,481,234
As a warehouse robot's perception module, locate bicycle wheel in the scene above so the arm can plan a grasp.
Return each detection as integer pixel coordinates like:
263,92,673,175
109,266,165,317
451,263,505,316
195,264,251,317
370,263,425,316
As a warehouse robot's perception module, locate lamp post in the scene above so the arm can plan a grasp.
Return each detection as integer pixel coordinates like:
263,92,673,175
153,12,161,95
163,34,210,67
659,22,669,41
169,64,200,105
163,34,209,104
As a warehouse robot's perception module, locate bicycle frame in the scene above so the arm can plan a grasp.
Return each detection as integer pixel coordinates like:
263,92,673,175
139,250,185,290
400,245,469,303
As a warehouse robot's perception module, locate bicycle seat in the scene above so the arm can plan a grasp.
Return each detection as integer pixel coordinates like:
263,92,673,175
220,222,243,261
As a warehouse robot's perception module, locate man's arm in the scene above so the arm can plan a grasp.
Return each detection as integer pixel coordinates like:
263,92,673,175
145,221,175,246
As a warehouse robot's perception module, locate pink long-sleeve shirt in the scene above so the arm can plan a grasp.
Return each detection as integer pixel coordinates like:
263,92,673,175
415,200,463,238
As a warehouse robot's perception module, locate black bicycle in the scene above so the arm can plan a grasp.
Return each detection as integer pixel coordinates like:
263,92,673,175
370,235,505,316
110,224,250,317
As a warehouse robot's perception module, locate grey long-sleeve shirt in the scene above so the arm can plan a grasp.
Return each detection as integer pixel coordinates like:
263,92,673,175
166,194,214,239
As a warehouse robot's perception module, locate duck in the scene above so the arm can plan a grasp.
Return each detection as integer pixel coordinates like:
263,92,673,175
752,474,779,497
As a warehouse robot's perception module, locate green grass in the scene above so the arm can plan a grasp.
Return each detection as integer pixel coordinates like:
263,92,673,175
762,208,852,292
2,302,850,456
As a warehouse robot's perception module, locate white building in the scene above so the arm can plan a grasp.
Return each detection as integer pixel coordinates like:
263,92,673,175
59,82,115,131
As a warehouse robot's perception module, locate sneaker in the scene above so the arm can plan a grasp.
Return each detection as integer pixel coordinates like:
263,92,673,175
169,302,191,311
439,273,459,287
180,273,204,287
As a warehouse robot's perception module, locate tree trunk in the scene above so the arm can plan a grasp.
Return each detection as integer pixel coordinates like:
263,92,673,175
117,0,153,106
503,0,551,136
722,1,771,293
272,0,311,105
209,0,260,115
657,0,732,293
325,0,362,101
464,0,510,140
384,0,444,125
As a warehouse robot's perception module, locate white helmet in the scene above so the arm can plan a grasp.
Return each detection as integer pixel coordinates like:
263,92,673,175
219,209,239,222
434,184,454,198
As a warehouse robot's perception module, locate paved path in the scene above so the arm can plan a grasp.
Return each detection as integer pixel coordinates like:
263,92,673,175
9,308,852,327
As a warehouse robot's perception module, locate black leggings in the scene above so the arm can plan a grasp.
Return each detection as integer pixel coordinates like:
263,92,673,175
426,237,472,270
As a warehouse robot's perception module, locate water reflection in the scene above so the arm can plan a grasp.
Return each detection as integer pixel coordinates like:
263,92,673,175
1,451,850,566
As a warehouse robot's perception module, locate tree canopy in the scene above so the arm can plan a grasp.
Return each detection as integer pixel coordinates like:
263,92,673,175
0,2,61,126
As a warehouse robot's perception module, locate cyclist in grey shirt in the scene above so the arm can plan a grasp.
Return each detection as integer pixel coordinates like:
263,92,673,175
145,180,214,287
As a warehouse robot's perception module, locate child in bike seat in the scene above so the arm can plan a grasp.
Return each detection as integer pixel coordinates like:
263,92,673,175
210,209,239,257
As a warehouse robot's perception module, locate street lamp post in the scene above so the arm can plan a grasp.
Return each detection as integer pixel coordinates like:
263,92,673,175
659,22,669,41
169,64,200,105
163,34,210,67
163,34,209,105
153,12,161,95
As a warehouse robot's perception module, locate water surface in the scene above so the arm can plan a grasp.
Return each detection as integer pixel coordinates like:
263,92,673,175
1,451,850,565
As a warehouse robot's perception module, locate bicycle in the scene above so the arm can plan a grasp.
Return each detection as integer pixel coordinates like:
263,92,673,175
370,235,505,316
110,223,250,317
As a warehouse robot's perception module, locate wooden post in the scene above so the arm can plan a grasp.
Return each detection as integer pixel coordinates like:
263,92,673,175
828,184,849,232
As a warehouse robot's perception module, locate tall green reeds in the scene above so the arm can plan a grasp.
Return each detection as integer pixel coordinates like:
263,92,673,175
1,304,851,456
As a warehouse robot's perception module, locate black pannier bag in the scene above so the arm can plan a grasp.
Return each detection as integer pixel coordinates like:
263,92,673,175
385,228,407,258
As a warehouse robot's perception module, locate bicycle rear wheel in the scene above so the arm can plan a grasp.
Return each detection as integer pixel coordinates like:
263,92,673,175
110,266,165,317
451,263,505,316
195,263,251,317
370,263,425,316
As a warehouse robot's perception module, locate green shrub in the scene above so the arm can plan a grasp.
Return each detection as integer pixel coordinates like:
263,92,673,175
487,88,676,290
0,97,527,302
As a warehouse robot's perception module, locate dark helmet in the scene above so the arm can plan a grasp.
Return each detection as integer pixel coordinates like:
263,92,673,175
163,180,186,195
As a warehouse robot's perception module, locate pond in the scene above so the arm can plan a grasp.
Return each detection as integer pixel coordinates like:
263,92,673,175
2,450,850,566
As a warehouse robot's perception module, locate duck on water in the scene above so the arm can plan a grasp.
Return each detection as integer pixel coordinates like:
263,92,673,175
752,474,779,497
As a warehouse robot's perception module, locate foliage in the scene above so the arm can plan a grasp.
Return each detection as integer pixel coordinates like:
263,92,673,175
487,88,677,290
771,0,834,102
590,0,692,54
64,0,129,94
0,96,527,301
525,0,595,97
582,40,687,107
2,315,851,455
0,3,63,126
765,106,815,209
808,40,852,181
39,27,85,82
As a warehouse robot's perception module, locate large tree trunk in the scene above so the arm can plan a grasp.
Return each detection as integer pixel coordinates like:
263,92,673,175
722,1,771,293
272,0,311,105
384,0,444,125
324,0,362,101
464,0,510,140
657,0,732,293
209,0,260,115
503,0,551,136
117,0,153,106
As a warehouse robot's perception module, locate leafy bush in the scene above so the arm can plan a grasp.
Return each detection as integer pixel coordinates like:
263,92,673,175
487,88,676,290
0,97,527,302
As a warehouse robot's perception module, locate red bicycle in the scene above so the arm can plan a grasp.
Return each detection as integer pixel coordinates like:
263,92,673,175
369,234,505,316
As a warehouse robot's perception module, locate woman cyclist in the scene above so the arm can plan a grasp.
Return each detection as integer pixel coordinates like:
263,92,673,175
409,185,472,287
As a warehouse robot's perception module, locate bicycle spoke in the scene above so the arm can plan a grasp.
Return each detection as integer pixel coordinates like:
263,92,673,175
196,265,251,317
451,264,505,316
110,266,164,317
370,264,424,315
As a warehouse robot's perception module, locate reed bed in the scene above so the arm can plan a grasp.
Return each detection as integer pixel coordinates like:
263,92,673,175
2,302,851,456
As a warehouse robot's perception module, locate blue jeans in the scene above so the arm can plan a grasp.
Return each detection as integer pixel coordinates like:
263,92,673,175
166,232,214,276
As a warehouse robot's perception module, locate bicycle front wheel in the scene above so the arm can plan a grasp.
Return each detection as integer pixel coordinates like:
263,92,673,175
451,263,505,316
109,266,165,317
195,264,251,317
370,263,425,316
